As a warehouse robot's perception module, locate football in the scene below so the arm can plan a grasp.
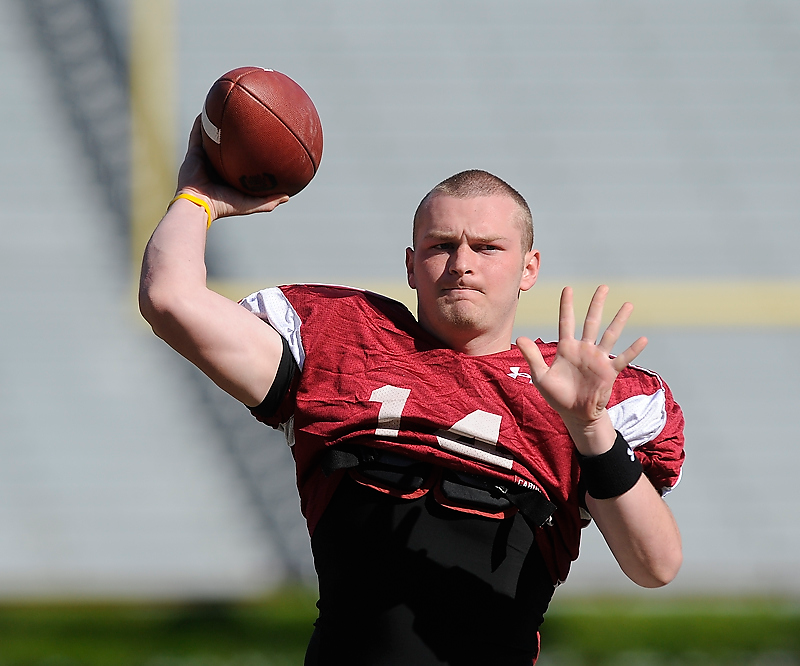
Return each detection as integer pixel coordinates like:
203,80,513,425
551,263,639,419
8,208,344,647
200,67,323,197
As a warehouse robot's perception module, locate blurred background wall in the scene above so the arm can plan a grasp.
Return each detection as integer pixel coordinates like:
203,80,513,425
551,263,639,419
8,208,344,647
1,0,798,601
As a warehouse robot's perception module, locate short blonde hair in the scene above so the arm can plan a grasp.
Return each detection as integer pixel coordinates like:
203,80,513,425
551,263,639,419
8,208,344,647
413,170,534,251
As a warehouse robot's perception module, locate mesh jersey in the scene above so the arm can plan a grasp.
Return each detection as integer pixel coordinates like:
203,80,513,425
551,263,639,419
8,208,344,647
241,284,685,584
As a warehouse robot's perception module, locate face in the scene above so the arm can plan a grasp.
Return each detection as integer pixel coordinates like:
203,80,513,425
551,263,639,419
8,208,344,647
405,193,540,355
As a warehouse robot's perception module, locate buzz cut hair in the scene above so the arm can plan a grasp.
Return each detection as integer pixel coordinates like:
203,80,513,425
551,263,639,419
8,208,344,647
412,169,534,251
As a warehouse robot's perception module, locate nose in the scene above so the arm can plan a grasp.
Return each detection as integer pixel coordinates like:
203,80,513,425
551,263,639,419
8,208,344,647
448,243,473,276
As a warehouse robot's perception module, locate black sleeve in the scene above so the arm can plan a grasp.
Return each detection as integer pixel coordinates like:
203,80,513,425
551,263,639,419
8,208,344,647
248,334,298,419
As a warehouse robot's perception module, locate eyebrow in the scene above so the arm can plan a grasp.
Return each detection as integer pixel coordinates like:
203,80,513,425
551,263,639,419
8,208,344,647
423,231,508,244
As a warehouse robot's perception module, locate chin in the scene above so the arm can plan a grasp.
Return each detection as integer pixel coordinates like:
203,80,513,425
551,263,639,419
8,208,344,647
438,304,485,331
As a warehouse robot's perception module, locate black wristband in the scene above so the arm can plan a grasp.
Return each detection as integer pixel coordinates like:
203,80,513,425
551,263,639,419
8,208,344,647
578,431,643,500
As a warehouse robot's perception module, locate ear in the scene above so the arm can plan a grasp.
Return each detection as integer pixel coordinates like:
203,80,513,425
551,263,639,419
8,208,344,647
519,249,540,292
405,247,417,289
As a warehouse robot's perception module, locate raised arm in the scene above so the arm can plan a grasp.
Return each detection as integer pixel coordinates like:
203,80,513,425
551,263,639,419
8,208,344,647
139,117,288,407
517,286,682,588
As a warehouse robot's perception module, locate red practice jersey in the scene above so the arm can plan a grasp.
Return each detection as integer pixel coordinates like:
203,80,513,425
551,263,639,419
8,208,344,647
241,284,685,584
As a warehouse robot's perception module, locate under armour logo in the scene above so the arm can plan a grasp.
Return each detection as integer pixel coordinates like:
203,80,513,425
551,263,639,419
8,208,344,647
508,367,533,384
627,447,635,461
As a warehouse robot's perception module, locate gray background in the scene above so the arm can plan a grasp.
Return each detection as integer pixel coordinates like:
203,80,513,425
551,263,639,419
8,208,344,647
1,0,798,599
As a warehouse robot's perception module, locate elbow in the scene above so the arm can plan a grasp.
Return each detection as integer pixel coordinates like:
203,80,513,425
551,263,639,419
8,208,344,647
138,280,176,339
138,263,159,324
138,282,162,329
656,548,684,587
138,286,156,326
138,280,209,351
633,547,683,589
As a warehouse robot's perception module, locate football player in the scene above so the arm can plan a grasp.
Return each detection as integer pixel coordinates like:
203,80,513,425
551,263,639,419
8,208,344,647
140,118,684,665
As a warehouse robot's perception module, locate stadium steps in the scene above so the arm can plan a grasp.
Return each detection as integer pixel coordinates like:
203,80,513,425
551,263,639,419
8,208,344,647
0,0,306,599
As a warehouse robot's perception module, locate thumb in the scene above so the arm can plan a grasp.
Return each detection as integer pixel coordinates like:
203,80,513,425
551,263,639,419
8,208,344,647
516,336,549,381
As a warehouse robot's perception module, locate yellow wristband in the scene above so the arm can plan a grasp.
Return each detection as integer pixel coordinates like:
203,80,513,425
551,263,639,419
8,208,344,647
169,193,213,228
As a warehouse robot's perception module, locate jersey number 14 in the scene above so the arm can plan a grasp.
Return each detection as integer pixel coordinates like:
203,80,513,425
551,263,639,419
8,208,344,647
369,384,515,470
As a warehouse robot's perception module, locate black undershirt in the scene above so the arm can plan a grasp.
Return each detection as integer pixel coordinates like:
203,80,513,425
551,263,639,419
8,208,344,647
306,476,555,666
249,334,297,418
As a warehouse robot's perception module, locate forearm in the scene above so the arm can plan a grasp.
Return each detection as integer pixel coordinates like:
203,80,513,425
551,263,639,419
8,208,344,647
139,197,211,318
586,476,682,587
564,413,682,587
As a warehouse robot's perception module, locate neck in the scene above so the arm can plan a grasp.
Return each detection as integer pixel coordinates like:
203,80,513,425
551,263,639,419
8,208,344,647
418,318,514,356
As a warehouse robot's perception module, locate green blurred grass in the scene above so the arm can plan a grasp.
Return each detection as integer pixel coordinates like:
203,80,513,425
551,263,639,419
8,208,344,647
0,587,317,666
0,589,797,665
541,596,800,664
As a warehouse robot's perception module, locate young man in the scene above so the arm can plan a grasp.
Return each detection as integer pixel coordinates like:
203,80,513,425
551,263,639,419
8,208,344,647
140,118,684,665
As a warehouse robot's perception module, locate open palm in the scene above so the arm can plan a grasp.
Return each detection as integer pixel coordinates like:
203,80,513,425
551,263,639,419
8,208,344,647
517,286,647,430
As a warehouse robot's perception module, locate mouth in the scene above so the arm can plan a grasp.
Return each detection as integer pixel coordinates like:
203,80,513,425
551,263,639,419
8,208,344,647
446,280,481,289
440,285,483,296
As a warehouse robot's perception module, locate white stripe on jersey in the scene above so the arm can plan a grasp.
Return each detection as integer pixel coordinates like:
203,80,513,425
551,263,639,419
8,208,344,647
240,287,306,370
608,389,667,450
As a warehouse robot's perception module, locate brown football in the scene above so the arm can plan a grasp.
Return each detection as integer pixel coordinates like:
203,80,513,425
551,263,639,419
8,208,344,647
201,67,323,197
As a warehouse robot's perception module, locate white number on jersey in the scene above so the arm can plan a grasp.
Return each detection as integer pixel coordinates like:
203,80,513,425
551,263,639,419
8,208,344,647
369,385,411,437
435,410,514,470
370,384,515,470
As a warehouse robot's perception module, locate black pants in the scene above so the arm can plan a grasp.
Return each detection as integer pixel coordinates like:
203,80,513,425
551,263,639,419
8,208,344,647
306,475,555,666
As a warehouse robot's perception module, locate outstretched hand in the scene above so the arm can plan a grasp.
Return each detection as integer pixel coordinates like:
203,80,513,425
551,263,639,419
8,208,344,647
516,286,647,454
174,116,289,223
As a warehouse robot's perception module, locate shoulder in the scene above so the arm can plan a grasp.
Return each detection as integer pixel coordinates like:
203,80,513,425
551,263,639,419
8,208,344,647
615,360,669,393
607,366,671,442
241,284,413,322
610,361,684,494
240,284,425,366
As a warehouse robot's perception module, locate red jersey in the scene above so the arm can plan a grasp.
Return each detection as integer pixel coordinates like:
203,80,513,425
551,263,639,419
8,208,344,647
241,284,684,584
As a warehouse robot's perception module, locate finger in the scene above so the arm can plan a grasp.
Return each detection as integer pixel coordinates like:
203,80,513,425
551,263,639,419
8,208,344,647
239,193,290,215
581,285,608,343
187,115,203,151
598,300,634,353
177,118,211,189
217,191,290,219
612,336,648,371
516,336,549,381
558,287,576,342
